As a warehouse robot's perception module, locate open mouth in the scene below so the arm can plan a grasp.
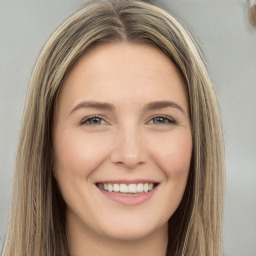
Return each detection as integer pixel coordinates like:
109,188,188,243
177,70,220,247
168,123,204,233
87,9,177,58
96,182,159,195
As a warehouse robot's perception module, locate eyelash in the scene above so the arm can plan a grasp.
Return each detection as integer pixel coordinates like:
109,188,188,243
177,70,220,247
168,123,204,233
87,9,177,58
80,115,106,126
80,115,177,126
148,115,177,125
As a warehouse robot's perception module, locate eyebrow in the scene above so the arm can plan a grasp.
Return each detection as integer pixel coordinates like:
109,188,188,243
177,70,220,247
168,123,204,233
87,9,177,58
68,100,185,116
144,101,185,114
69,101,115,116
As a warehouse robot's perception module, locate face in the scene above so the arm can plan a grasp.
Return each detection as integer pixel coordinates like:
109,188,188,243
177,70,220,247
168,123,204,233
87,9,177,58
53,43,192,242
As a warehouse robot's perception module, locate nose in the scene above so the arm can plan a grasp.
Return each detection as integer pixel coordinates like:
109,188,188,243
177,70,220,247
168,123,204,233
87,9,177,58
110,127,148,169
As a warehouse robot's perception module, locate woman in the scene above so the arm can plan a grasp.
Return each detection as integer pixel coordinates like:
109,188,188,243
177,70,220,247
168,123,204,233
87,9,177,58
1,0,225,255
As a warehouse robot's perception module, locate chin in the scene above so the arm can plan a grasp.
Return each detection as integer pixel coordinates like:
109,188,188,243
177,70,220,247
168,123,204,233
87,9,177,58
97,215,168,242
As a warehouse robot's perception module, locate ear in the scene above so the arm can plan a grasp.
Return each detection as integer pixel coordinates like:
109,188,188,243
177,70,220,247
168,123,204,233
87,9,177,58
249,0,256,27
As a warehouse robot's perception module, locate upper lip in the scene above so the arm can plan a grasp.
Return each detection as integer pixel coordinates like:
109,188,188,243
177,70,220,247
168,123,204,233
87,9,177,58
96,179,159,184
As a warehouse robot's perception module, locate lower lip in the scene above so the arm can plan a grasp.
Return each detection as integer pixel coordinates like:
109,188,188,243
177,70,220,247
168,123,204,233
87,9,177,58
97,187,158,206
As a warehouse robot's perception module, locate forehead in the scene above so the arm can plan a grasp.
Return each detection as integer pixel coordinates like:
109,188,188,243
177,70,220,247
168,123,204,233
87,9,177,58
68,42,183,80
56,42,189,113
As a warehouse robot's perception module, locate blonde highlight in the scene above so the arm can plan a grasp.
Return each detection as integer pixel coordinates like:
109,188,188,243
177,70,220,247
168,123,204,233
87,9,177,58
2,1,225,255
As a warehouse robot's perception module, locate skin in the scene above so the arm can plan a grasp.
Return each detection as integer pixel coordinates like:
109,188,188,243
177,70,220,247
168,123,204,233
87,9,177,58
53,43,192,256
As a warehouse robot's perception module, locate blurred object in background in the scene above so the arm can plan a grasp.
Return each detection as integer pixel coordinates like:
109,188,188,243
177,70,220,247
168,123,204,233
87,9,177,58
249,0,256,27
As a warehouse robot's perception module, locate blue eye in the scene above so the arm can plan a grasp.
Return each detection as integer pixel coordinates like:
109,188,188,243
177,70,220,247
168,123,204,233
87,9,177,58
150,116,176,125
81,115,176,126
81,116,106,126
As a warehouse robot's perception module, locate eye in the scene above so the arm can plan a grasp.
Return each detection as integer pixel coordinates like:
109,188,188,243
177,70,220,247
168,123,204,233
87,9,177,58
149,115,177,125
80,115,106,126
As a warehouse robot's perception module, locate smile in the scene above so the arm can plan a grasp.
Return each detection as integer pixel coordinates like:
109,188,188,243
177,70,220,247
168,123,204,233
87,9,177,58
97,183,156,194
96,181,159,205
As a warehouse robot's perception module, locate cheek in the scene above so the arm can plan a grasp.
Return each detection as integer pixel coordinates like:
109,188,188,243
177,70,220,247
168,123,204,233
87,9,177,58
149,129,192,181
53,130,111,180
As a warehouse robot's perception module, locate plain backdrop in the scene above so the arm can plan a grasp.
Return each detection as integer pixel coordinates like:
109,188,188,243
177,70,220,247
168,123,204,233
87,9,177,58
0,0,256,255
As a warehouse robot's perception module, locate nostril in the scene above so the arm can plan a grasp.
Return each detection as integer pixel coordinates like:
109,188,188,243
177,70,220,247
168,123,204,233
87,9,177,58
111,152,147,168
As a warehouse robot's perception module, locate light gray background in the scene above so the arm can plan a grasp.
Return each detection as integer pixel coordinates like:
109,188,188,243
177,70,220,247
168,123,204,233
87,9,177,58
0,0,255,255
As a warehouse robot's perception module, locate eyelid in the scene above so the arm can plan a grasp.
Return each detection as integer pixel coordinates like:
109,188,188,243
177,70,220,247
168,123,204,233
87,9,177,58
79,114,177,126
147,115,177,125
80,115,108,125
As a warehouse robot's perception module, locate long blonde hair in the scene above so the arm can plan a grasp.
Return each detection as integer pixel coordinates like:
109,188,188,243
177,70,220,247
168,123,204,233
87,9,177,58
1,1,225,255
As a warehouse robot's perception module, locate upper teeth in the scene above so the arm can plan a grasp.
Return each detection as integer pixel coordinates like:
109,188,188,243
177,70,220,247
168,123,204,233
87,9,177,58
101,183,154,193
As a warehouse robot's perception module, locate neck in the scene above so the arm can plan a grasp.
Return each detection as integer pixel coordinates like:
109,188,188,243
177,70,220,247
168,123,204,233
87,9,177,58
66,215,168,256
